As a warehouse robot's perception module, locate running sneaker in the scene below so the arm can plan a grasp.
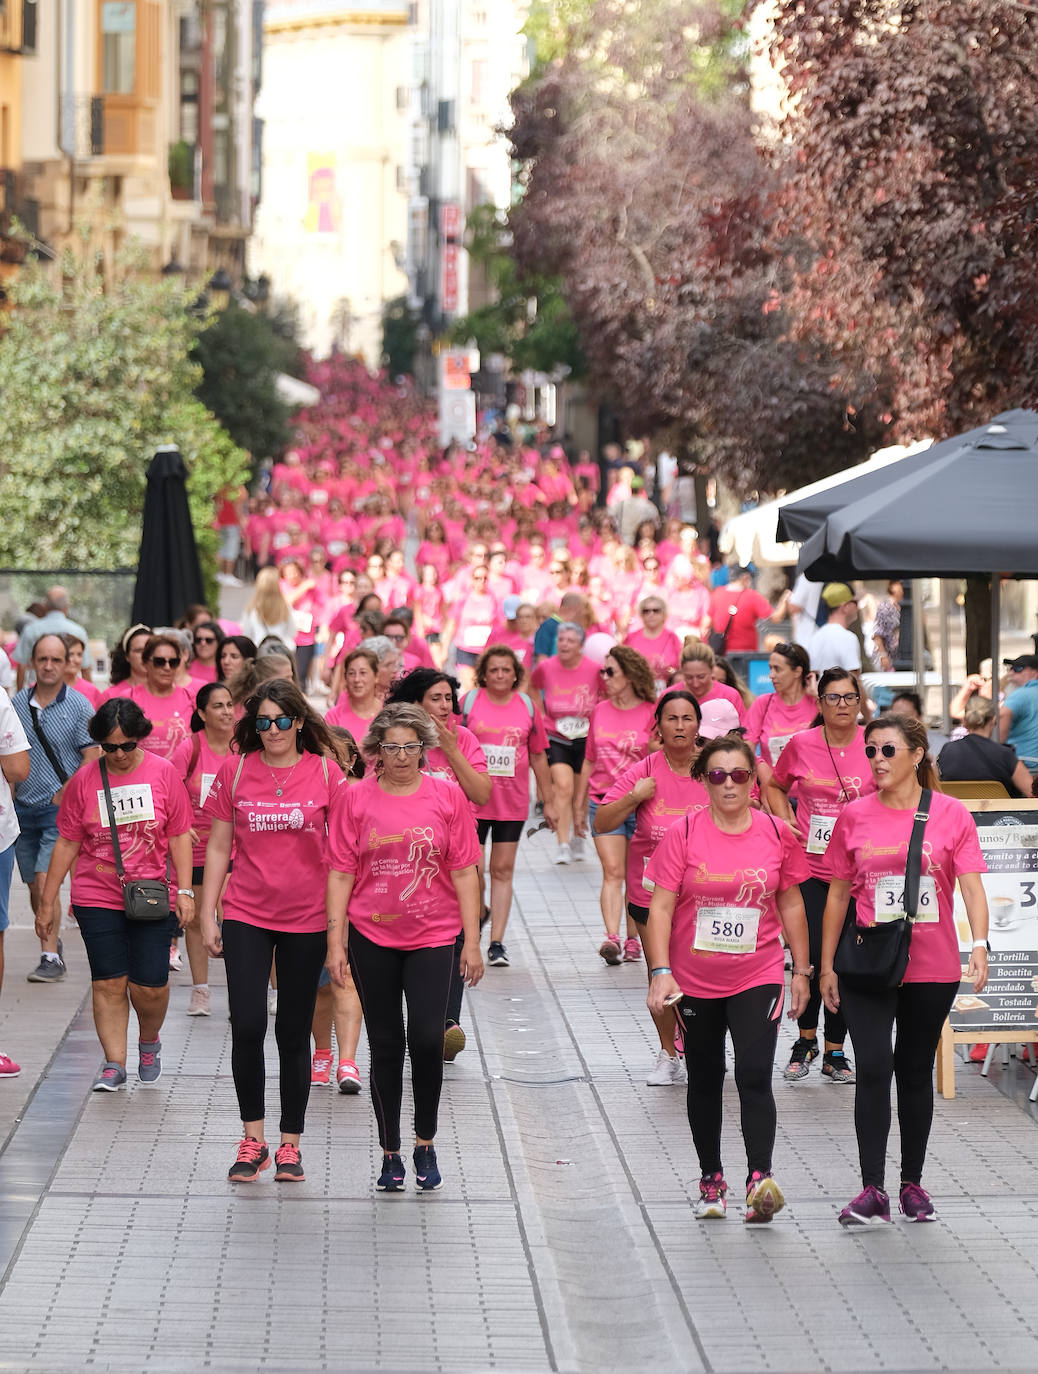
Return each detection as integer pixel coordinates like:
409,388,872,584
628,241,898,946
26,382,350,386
228,1137,270,1182
311,1049,333,1086
694,1172,728,1220
553,843,572,865
274,1142,305,1181
487,942,509,967
646,1048,687,1086
376,1153,406,1192
569,835,586,860
413,1144,443,1192
899,1182,937,1223
821,1049,855,1083
138,1039,162,1085
92,1062,127,1092
969,1042,990,1063
744,1172,785,1224
337,1059,362,1094
187,986,211,1017
443,1023,467,1061
839,1185,891,1226
0,1051,22,1078
783,1036,820,1081
599,934,622,966
169,944,183,972
622,936,643,963
27,953,66,983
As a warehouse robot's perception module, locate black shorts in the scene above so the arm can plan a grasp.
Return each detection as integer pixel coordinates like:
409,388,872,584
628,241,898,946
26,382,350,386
191,862,232,886
455,649,479,667
72,905,171,987
627,902,650,925
476,818,525,844
547,737,587,771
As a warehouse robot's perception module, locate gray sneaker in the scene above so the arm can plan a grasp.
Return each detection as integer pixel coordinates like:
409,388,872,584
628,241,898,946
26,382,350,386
92,1062,128,1092
27,955,66,983
138,1039,162,1085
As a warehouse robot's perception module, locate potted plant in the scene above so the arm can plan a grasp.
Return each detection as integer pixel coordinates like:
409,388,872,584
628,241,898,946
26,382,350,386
169,140,195,200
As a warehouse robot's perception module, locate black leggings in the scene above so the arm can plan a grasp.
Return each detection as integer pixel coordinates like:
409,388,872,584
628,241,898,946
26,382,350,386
679,983,783,1182
798,878,847,1044
445,930,465,1028
838,978,958,1191
348,925,455,1152
222,920,327,1134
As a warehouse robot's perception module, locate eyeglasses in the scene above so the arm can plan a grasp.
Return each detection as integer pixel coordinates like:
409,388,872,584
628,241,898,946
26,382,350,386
643,605,664,614
600,666,617,678
865,743,910,759
150,656,180,669
194,635,216,646
386,632,406,643
255,714,295,733
821,691,860,706
100,740,138,754
380,741,422,756
705,767,753,785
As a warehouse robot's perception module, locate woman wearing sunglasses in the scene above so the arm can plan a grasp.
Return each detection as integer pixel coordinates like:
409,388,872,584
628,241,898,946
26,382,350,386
188,621,226,686
574,647,657,967
679,641,747,724
107,634,196,762
198,679,349,1184
819,714,988,1225
35,698,194,1092
644,735,811,1222
625,596,682,695
595,690,715,1085
326,703,483,1194
765,668,874,1084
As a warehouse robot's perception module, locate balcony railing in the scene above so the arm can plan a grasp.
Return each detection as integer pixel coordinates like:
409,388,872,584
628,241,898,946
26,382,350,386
58,95,105,158
0,168,41,259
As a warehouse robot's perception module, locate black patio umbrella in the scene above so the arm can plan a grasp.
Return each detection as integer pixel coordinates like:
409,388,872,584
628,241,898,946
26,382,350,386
131,445,206,627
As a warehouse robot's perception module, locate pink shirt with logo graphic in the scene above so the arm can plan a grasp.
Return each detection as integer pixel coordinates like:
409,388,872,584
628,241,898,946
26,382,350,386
584,699,658,800
206,750,345,933
58,753,193,910
329,773,480,949
463,689,549,821
126,685,195,760
647,808,811,998
624,627,682,689
602,751,709,903
771,725,875,880
171,733,235,866
745,692,817,767
695,681,747,724
827,790,985,984
451,591,502,652
425,725,488,822
530,656,601,739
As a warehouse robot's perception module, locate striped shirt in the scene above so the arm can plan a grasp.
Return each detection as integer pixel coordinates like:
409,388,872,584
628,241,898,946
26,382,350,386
12,684,94,808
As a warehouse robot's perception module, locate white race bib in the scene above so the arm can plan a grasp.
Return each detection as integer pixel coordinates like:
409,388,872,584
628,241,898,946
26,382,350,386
293,610,314,634
327,540,347,557
556,715,589,740
806,811,835,855
693,906,761,954
462,624,492,649
98,782,156,826
484,745,516,778
769,733,793,765
874,874,938,924
200,773,216,806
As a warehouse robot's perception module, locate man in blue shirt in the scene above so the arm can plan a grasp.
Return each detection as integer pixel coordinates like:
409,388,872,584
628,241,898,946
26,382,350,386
12,635,96,982
999,654,1038,775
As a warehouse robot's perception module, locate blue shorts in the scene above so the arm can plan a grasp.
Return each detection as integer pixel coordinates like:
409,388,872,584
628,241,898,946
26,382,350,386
0,841,14,932
589,798,637,840
14,802,60,884
72,904,171,987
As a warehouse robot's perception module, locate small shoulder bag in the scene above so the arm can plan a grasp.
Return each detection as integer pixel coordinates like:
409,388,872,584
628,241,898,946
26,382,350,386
833,789,931,993
99,759,171,922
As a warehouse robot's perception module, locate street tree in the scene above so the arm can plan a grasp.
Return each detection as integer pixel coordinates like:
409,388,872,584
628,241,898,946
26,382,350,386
193,300,300,462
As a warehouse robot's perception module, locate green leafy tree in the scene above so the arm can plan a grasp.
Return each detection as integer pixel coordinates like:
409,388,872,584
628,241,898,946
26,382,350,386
193,301,299,463
0,239,249,595
382,295,421,377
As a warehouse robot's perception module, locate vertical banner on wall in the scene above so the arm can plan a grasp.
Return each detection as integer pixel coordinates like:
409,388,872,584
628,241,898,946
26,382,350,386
304,153,339,234
440,202,461,313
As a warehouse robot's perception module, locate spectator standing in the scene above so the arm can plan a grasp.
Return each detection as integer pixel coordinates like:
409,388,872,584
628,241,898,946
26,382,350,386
809,584,863,674
998,655,1038,775
12,587,93,690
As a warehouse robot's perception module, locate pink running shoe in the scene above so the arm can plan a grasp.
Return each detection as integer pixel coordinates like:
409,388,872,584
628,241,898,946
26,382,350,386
311,1050,333,1086
622,937,642,963
598,934,622,966
0,1051,21,1078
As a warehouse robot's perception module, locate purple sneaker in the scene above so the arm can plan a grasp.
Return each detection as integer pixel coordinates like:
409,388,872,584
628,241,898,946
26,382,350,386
839,1185,891,1227
899,1182,937,1222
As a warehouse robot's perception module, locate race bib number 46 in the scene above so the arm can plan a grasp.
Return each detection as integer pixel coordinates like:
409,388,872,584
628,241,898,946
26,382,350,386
806,812,835,855
97,783,156,826
693,906,761,954
874,874,938,924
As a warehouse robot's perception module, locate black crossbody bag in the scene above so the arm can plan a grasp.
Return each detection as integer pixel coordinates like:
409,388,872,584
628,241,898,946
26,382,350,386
28,703,69,787
99,759,171,922
833,789,931,993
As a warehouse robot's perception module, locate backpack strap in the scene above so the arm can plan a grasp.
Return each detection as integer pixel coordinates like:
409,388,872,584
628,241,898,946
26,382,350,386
231,754,246,799
461,688,478,728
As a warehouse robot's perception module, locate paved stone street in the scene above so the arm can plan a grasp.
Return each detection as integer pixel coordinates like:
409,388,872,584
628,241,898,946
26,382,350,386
1,840,1037,1374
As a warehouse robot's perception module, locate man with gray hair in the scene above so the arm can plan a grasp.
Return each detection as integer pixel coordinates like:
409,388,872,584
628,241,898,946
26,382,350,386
12,587,93,689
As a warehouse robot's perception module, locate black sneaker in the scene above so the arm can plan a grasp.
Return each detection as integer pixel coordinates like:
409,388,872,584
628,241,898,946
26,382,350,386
487,941,509,967
783,1037,820,1081
821,1049,855,1084
413,1144,443,1192
377,1152,406,1192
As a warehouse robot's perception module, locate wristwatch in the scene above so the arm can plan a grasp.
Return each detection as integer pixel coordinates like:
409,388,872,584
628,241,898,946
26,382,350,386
791,965,815,978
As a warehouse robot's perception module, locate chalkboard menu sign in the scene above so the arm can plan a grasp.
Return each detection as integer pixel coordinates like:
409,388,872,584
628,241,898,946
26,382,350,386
950,805,1038,1032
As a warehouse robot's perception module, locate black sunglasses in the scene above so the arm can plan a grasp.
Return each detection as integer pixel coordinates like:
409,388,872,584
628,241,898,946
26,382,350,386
194,635,217,646
150,655,180,668
100,740,138,754
705,767,753,785
600,666,617,678
255,714,295,733
865,743,909,759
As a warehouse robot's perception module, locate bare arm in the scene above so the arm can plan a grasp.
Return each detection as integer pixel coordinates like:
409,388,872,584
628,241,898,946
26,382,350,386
36,836,81,940
958,870,989,993
595,775,654,835
451,865,484,987
776,884,811,1019
0,748,30,788
644,885,681,1013
325,868,356,986
436,723,492,806
199,818,233,955
1012,757,1036,798
764,774,795,825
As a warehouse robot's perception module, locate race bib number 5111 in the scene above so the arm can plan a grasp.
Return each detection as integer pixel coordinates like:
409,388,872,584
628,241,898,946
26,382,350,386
97,783,156,826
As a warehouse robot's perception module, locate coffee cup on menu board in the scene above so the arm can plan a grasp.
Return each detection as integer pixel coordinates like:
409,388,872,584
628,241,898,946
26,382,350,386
991,894,1016,928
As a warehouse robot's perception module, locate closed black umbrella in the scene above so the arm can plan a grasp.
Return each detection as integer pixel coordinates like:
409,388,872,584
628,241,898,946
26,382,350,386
131,445,205,627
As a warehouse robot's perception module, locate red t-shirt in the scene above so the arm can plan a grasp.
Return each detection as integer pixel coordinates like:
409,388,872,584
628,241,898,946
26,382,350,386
708,586,773,652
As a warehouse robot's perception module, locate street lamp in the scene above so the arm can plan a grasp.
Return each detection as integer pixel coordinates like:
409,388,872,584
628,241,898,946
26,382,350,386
208,267,233,310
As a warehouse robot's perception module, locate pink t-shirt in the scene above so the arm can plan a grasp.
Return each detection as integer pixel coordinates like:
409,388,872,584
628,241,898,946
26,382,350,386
696,681,747,724
452,591,502,652
171,732,235,866
329,773,480,949
71,677,103,710
425,724,488,822
771,726,876,880
666,585,711,634
58,753,193,910
325,699,379,747
206,750,344,933
647,808,811,997
828,790,985,983
462,689,548,821
745,692,817,767
530,656,601,740
126,684,195,760
584,699,658,800
624,627,682,690
601,751,709,904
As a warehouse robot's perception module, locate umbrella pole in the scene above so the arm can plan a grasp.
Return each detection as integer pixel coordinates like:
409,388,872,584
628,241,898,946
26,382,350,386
939,581,952,732
991,575,1001,741
913,579,926,706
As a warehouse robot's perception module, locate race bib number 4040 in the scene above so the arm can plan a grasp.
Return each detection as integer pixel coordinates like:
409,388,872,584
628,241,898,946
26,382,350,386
693,906,761,955
874,874,938,924
97,783,156,826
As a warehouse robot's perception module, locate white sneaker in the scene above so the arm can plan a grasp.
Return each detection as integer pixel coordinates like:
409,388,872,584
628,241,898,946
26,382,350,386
169,944,183,972
569,835,585,860
553,843,572,865
646,1049,687,1086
